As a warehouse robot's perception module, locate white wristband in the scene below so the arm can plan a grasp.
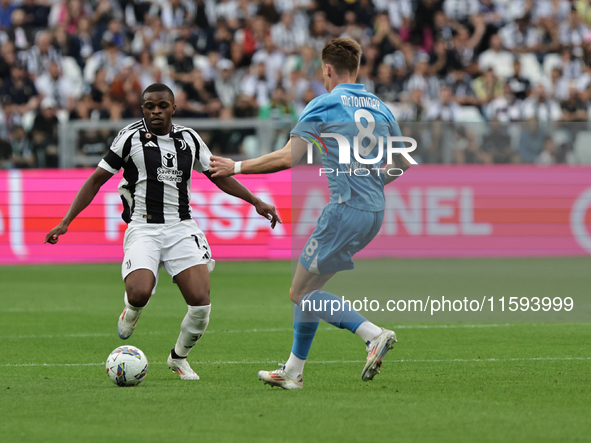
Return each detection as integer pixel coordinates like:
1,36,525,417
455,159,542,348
234,161,242,175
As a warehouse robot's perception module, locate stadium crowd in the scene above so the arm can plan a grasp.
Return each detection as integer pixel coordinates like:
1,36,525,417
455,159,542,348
1,0,591,167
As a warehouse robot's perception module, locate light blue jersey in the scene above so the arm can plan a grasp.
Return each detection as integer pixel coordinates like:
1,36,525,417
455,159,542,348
291,83,402,212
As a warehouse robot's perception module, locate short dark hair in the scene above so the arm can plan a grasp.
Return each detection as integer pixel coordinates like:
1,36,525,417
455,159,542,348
141,83,175,104
321,38,362,76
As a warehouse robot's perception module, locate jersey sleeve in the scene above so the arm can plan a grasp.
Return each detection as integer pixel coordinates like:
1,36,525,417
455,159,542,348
98,128,132,174
188,130,212,173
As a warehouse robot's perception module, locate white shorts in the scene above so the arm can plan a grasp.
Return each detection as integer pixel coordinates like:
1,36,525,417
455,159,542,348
121,219,215,290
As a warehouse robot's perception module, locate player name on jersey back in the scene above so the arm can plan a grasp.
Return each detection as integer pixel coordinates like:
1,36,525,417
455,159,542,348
340,95,381,110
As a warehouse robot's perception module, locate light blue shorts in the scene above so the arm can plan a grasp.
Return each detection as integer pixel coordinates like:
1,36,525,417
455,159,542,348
299,203,384,275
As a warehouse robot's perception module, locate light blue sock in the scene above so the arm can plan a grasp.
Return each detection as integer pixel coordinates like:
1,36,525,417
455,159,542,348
290,304,320,360
298,290,367,333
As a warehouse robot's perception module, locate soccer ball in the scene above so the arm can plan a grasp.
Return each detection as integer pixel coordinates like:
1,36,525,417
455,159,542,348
105,346,149,387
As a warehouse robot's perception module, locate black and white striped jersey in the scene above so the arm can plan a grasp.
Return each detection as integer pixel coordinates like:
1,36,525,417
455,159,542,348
98,119,212,224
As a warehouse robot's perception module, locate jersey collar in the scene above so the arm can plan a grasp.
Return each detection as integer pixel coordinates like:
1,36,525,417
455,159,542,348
332,83,366,92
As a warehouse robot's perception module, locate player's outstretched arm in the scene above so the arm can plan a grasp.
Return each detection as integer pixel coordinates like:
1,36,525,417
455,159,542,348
209,139,292,177
204,171,281,229
44,167,113,244
209,137,308,177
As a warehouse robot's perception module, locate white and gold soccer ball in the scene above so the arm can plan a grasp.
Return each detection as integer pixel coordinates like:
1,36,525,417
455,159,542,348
105,346,149,387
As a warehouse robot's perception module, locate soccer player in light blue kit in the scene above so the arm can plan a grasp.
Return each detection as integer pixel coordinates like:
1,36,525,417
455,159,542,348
209,38,410,389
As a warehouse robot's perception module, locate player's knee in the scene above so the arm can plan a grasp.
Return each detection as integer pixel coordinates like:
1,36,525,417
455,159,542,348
289,287,303,304
126,285,151,307
185,286,210,306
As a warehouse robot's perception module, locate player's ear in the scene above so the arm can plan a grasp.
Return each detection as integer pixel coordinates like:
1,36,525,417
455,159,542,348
172,104,176,114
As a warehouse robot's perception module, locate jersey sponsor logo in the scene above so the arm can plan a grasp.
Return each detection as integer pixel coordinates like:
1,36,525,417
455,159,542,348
157,152,183,182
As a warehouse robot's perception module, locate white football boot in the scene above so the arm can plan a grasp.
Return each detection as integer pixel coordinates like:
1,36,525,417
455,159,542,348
361,328,397,381
117,307,142,340
167,353,200,380
258,366,303,390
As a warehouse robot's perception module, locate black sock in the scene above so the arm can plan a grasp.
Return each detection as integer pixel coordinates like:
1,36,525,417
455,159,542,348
170,348,185,359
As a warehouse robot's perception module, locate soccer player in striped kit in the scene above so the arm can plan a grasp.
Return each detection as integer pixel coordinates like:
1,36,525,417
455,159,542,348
45,83,281,380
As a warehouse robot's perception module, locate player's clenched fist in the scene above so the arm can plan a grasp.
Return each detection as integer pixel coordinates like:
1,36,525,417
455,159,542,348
44,223,68,244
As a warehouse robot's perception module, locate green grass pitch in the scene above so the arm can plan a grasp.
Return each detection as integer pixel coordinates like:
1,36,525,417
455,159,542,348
1,258,590,443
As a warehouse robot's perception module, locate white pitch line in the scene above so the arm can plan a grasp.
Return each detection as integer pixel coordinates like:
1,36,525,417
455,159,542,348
0,323,545,340
2,356,590,368
0,307,83,313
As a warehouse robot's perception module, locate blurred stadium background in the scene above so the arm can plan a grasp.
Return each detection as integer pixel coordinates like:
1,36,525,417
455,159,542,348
0,0,590,260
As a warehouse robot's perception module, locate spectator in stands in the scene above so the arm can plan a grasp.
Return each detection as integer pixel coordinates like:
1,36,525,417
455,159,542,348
4,124,34,168
241,61,271,108
252,35,285,92
0,0,15,30
52,24,83,67
258,85,297,121
443,0,479,26
478,34,515,79
20,0,50,32
405,52,440,101
542,66,570,102
130,15,170,56
214,58,240,109
499,13,539,53
271,12,308,54
84,33,127,85
0,40,15,83
559,7,589,49
447,19,486,76
7,8,33,50
109,57,142,103
308,11,333,52
374,63,398,103
75,17,94,63
34,60,75,110
371,11,399,62
507,59,531,100
427,85,462,122
0,60,39,125
486,82,525,122
183,68,222,117
120,90,143,120
167,39,195,87
522,84,563,122
31,96,59,168
558,47,584,81
173,88,201,118
48,0,86,35
20,30,61,80
561,86,589,121
472,67,503,106
445,67,479,106
397,87,429,122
